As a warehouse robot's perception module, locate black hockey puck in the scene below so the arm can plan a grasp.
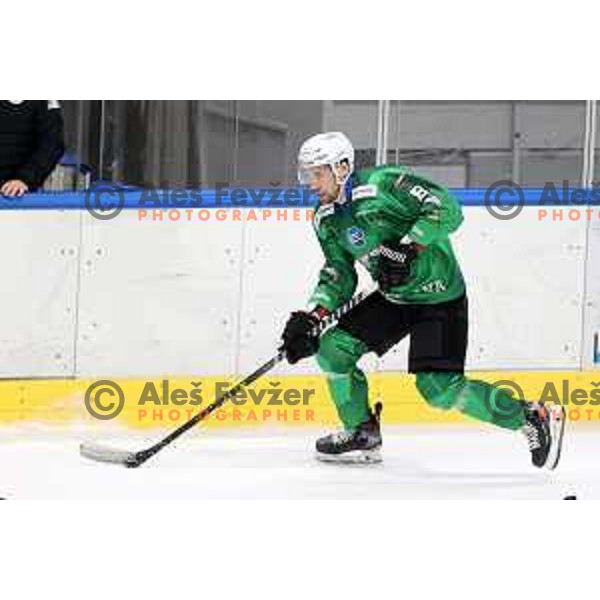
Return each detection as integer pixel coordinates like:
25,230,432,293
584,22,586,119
563,495,577,500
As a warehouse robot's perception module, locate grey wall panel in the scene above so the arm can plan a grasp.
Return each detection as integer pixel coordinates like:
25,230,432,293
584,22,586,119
519,151,583,186
325,101,379,148
391,101,513,149
64,100,592,189
409,164,467,187
251,101,324,184
236,123,287,184
468,152,513,186
516,101,585,149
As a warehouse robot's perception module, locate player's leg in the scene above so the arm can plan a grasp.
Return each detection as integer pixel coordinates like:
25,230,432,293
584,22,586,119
316,327,371,430
414,371,525,430
414,370,564,468
314,291,411,462
409,294,525,428
410,294,565,468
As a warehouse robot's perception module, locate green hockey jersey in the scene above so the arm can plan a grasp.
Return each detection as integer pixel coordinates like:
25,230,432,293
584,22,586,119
308,165,466,311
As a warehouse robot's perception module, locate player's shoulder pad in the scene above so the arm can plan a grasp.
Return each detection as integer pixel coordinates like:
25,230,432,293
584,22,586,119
351,165,407,202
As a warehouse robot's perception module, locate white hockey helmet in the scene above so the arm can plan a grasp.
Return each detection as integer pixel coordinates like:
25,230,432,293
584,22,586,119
297,132,355,185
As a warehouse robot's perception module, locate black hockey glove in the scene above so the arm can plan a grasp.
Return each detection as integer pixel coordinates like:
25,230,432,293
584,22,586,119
375,239,420,292
281,311,321,364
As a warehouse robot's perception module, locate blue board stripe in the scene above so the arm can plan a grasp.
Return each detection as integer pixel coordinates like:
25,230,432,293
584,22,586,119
0,187,599,211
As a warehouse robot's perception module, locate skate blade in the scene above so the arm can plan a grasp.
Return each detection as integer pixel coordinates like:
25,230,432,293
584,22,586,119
315,448,382,464
546,404,566,470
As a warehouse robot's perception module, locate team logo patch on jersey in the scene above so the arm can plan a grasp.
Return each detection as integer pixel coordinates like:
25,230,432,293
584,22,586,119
352,184,378,201
347,226,366,247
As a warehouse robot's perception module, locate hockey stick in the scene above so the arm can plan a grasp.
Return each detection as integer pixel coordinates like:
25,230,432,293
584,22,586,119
80,288,370,468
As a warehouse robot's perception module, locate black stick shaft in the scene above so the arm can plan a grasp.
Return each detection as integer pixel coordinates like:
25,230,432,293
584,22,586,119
133,289,369,465
142,350,285,458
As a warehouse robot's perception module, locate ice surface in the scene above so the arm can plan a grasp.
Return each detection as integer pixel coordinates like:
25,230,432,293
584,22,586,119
0,426,596,499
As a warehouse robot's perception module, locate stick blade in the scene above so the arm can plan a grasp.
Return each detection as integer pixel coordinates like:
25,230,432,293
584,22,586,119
80,442,137,466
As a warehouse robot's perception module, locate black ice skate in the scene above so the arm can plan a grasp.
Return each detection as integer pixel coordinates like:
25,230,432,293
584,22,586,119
316,402,383,464
521,401,565,470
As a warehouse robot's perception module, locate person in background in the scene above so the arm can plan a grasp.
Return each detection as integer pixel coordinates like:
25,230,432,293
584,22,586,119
0,101,65,197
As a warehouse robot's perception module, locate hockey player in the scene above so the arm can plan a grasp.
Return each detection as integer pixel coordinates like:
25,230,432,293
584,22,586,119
280,131,565,468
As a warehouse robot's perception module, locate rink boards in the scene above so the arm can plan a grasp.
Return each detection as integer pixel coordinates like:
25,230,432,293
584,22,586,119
0,370,599,429
0,189,599,428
